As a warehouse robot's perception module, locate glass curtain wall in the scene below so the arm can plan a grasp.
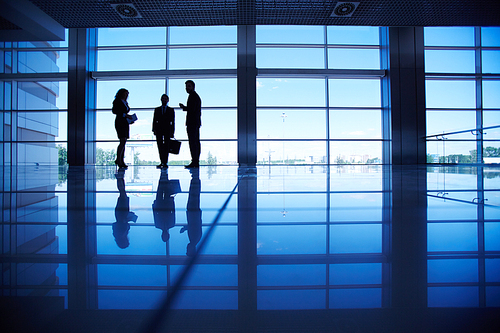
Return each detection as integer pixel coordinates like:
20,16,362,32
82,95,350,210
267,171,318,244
424,27,500,164
256,26,383,165
95,26,238,166
0,33,68,166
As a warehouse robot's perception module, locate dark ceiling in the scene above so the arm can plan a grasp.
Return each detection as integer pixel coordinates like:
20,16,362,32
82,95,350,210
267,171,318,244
1,0,500,41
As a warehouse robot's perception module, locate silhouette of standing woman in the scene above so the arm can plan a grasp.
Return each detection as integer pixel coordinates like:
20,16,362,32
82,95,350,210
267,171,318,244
113,88,133,169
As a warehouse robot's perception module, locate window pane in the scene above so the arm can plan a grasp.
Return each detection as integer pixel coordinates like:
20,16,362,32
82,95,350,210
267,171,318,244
168,48,236,69
258,265,326,286
330,193,382,222
257,48,324,69
330,224,382,253
330,288,381,309
257,225,326,254
257,78,325,107
200,109,237,139
328,48,380,69
428,287,478,307
17,81,67,110
424,27,475,47
168,78,236,107
426,141,477,163
427,223,477,251
328,79,381,107
98,27,166,46
483,80,500,109
169,26,237,45
428,259,478,283
330,110,382,139
330,141,382,164
481,27,500,47
257,140,327,164
257,109,326,139
18,51,68,73
257,25,324,44
425,80,476,109
426,110,476,137
327,26,380,45
257,194,326,223
258,290,325,310
97,49,166,71
485,222,500,251
483,51,500,73
425,50,475,73
97,80,165,109
330,263,382,285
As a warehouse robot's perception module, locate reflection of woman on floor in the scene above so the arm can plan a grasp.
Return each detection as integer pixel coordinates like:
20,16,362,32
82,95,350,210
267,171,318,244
153,172,178,242
181,169,202,257
112,173,137,248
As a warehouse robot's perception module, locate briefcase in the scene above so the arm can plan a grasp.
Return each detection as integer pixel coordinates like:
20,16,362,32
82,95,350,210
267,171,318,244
169,139,181,154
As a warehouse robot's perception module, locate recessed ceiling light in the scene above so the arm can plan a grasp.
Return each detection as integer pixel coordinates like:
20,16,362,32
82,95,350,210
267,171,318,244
331,2,360,17
110,3,142,19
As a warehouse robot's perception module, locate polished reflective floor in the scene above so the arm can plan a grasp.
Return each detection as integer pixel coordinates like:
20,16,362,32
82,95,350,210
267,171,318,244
1,164,500,332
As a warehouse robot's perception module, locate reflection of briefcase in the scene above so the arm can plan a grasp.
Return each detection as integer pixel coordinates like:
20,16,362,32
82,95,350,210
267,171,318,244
169,139,181,154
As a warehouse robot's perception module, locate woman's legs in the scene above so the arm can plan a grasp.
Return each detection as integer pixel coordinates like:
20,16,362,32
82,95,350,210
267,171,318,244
116,138,127,166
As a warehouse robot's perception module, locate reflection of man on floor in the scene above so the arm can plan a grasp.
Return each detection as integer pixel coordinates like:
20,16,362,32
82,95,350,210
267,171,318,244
113,172,138,248
181,169,202,256
153,172,180,242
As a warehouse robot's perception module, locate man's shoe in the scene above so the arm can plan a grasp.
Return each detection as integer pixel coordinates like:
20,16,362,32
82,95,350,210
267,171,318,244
156,164,163,169
162,164,169,169
185,164,199,169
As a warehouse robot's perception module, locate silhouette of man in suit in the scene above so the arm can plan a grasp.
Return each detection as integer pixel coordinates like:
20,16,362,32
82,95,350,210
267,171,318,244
153,94,175,169
179,80,201,169
180,169,202,256
153,172,180,242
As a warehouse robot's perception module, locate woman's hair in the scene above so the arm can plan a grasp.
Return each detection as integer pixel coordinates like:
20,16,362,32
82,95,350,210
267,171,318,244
115,88,129,100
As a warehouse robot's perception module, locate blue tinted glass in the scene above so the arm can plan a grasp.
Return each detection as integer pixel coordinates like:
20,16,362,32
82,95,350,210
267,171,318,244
258,265,326,286
257,48,325,69
98,27,166,46
330,263,382,285
425,50,475,73
258,290,326,310
257,110,327,139
329,288,381,308
98,49,166,71
482,51,500,74
169,26,237,44
168,78,237,107
483,81,500,109
486,259,500,282
171,265,237,286
481,27,500,47
428,287,478,307
486,287,500,307
424,27,475,47
98,290,165,309
327,26,380,45
97,80,165,109
257,78,325,107
328,48,380,69
172,290,238,309
485,222,500,251
330,224,382,253
168,48,237,69
98,264,167,286
427,195,478,220
425,80,476,109
428,259,478,283
256,25,324,44
330,193,382,221
258,194,327,223
427,223,477,252
329,79,381,107
257,225,326,254
330,110,382,139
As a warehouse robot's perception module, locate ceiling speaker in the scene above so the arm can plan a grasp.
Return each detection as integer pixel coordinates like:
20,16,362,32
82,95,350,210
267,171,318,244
110,3,142,19
331,2,360,17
